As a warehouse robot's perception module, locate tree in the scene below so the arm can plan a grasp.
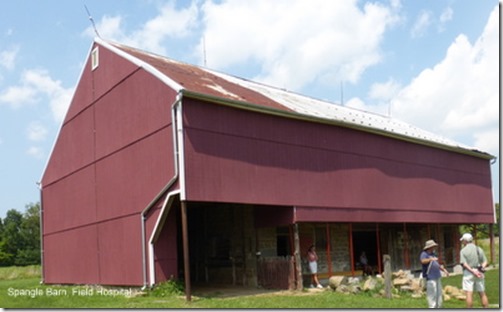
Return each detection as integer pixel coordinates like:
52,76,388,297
459,203,500,238
15,203,41,265
0,209,23,266
0,203,41,266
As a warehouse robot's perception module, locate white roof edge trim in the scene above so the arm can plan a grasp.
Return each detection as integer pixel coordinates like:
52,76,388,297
39,40,97,185
205,68,488,155
94,37,185,93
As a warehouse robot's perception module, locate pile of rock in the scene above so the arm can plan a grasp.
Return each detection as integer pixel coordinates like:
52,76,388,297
327,275,365,295
443,285,466,301
327,268,467,301
391,269,467,301
327,275,384,295
391,269,423,297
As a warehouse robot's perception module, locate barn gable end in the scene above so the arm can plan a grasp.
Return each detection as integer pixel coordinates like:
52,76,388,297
41,41,179,285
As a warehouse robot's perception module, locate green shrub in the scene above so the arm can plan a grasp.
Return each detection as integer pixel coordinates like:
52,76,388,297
148,279,184,297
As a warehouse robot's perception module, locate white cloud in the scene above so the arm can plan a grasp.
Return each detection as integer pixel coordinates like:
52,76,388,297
0,45,19,70
439,7,453,24
84,1,199,55
0,69,73,122
49,85,73,123
390,0,402,10
89,15,124,41
473,129,499,157
345,97,369,112
410,10,432,38
26,146,45,159
438,7,453,32
348,6,499,154
0,82,38,108
351,78,402,117
26,121,48,142
199,0,400,90
368,78,402,102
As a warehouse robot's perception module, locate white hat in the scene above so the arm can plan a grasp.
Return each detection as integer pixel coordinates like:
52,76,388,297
423,239,438,250
460,233,473,242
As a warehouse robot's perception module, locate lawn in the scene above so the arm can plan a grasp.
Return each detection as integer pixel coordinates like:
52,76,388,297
0,266,499,308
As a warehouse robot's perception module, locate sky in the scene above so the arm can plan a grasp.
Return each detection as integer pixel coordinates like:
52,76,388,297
0,0,499,219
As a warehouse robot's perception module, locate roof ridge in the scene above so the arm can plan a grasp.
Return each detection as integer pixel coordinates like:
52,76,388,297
94,37,185,92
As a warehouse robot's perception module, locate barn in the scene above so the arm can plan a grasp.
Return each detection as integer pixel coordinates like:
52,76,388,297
40,38,495,294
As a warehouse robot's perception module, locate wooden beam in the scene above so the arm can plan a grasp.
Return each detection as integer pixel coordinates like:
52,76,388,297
383,254,392,299
436,224,442,262
348,223,354,276
376,223,382,274
489,224,494,264
181,201,191,301
403,223,410,269
293,223,303,290
326,223,332,277
455,229,460,264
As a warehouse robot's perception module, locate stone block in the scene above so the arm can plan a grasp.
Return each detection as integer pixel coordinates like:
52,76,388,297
329,275,347,289
393,278,410,286
363,277,378,291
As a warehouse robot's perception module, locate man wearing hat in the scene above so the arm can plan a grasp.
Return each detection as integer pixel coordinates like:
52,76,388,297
459,233,489,308
420,239,449,308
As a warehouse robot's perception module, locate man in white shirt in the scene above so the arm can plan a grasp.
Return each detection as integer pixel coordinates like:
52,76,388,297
459,233,488,308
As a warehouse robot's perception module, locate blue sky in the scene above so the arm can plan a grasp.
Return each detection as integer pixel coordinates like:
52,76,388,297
0,0,499,218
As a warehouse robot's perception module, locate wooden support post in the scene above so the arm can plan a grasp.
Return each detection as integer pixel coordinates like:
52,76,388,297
293,223,303,290
231,257,236,286
489,224,494,264
455,229,460,264
181,201,191,301
376,223,382,274
326,223,332,277
383,254,392,299
349,223,354,276
403,223,409,269
436,224,442,262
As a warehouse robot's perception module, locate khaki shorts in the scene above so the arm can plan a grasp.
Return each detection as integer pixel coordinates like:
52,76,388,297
462,273,485,292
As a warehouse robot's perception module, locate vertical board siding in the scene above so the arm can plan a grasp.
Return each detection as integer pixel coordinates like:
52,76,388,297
95,127,173,221
43,165,97,234
153,208,179,282
182,99,493,223
94,70,176,159
41,44,178,285
42,107,96,186
257,257,294,289
97,215,144,285
43,225,100,284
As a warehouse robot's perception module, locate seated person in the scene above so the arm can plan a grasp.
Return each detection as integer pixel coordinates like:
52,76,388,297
359,251,373,276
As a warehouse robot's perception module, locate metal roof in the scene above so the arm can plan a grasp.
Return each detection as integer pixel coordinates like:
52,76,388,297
207,69,469,149
98,38,493,159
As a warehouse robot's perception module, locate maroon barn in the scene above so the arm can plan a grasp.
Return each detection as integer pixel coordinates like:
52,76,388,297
41,38,495,292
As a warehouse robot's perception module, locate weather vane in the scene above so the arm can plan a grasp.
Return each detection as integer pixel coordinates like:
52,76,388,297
84,4,101,38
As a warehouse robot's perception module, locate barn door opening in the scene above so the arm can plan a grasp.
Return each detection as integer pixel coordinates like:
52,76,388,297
352,230,378,274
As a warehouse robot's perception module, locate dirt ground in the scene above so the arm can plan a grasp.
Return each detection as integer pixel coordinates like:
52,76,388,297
191,284,324,298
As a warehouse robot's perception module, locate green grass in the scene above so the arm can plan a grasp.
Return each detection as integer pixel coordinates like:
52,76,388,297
0,265,40,280
479,237,499,265
0,265,499,308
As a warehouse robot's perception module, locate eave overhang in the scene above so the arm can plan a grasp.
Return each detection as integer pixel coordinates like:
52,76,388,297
180,89,495,161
